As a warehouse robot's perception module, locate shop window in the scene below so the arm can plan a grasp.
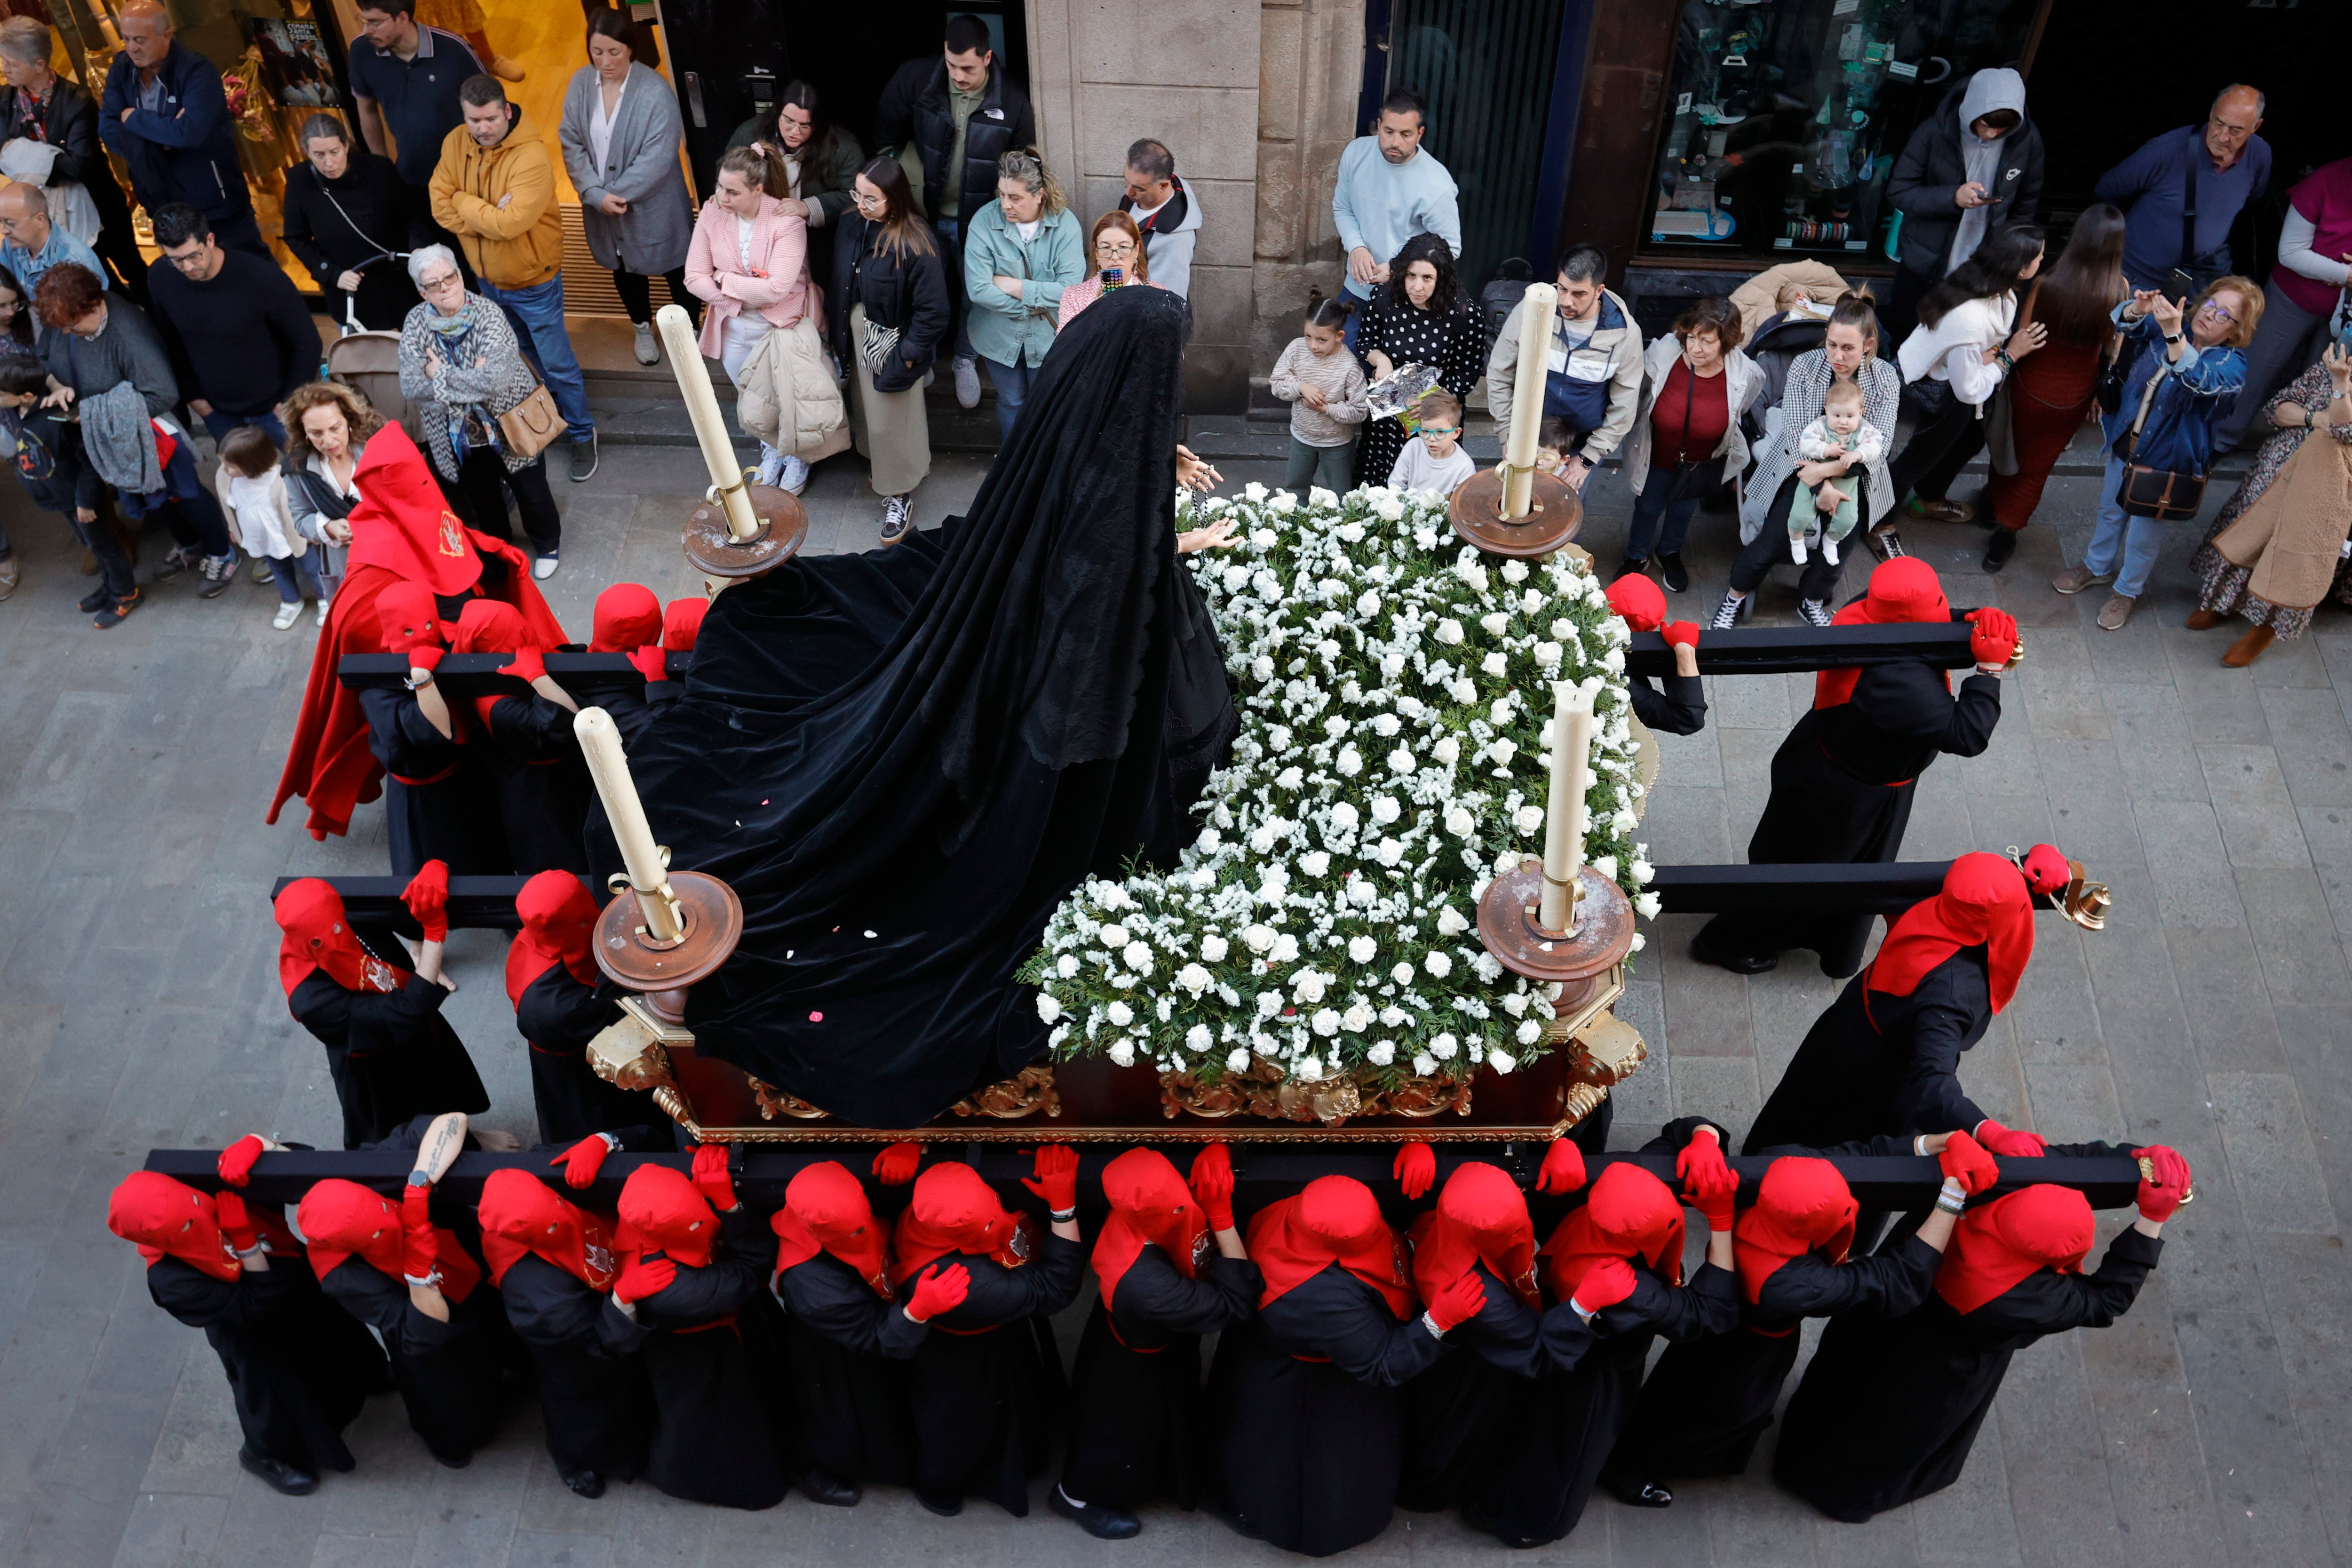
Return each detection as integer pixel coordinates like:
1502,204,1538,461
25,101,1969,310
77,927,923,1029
1645,0,2041,264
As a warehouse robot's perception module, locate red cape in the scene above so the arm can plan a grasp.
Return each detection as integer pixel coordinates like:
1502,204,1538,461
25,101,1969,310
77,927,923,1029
267,426,567,839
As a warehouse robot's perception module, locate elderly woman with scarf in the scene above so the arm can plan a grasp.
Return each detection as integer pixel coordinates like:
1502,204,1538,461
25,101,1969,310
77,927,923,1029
107,1161,387,1496
299,1112,514,1468
768,1162,963,1506
507,870,671,1146
450,600,590,876
398,243,564,577
275,868,487,1148
477,1150,656,1499
1776,1149,2191,1520
1460,1141,1740,1547
1690,557,2016,977
1205,1173,1484,1557
1394,1152,1629,1516
601,1150,787,1509
1746,850,2074,1166
1053,1144,1260,1540
362,584,508,877
1605,1127,1999,1501
2186,342,2352,666
893,1151,1085,1518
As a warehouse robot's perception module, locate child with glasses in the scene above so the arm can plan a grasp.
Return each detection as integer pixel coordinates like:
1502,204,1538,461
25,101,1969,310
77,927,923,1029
1385,387,1475,498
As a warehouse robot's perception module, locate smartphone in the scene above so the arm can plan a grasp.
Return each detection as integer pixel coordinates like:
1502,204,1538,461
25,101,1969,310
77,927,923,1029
1101,266,1124,289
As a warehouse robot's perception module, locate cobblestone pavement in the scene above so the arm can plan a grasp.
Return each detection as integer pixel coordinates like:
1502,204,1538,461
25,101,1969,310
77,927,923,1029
0,440,2343,1568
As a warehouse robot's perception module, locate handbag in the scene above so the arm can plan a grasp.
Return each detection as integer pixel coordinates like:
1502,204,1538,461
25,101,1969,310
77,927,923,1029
2113,365,2206,521
857,313,901,376
495,380,564,461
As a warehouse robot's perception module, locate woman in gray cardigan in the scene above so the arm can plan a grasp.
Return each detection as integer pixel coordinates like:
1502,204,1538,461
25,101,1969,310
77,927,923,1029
558,9,696,366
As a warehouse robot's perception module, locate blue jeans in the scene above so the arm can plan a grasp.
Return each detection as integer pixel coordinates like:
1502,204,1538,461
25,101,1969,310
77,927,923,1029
933,218,973,362
199,408,287,449
1624,479,1703,563
980,355,1037,440
479,276,595,444
2082,452,2166,599
1341,279,1372,353
265,552,326,604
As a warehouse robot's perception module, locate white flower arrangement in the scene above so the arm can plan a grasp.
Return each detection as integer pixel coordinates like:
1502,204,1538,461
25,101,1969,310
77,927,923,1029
1020,485,1649,1089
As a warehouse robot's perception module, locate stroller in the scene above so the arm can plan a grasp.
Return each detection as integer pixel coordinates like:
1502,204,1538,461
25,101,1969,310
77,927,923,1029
324,330,419,445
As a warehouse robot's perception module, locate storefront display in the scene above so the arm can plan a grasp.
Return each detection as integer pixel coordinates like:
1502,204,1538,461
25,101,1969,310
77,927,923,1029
1644,0,2035,265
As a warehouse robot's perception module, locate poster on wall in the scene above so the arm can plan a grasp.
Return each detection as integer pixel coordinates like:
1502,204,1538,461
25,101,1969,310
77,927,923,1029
250,19,342,107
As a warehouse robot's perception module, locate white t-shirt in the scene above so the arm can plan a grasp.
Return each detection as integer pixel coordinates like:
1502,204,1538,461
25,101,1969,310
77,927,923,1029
1388,439,1478,498
1014,217,1041,243
735,215,757,272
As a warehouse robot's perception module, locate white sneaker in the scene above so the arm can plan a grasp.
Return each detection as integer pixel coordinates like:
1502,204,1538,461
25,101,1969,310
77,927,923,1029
634,323,659,366
533,553,559,581
271,601,302,630
316,597,331,627
755,446,786,488
953,355,981,409
777,454,809,494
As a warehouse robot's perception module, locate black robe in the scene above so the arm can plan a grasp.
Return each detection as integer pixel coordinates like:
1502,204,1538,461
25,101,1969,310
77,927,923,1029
597,288,1236,1127
1629,669,1707,737
317,1251,510,1465
904,1230,1086,1514
1612,1133,1941,1480
1694,658,2001,976
1205,1265,1452,1558
1743,945,1996,1154
288,970,490,1149
600,1205,788,1510
1462,1259,1740,1547
1396,1263,1598,1511
499,1252,652,1481
772,1250,927,1486
358,685,509,878
1063,1243,1262,1512
144,1251,389,1472
1776,1220,2161,1521
599,674,683,750
514,966,675,1148
471,690,594,876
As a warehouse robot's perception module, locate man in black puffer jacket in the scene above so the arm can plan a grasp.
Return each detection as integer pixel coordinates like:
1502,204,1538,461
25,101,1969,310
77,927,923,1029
872,12,1035,411
1882,67,2042,347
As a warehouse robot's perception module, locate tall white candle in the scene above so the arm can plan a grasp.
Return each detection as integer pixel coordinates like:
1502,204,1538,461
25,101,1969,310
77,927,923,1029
573,706,683,942
655,303,760,542
1541,680,1595,932
1503,283,1558,520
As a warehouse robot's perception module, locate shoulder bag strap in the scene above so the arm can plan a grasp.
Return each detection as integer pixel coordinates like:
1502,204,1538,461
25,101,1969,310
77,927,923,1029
318,181,406,265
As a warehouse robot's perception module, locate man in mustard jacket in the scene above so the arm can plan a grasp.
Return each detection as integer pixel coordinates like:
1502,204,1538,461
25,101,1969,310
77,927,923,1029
430,74,598,481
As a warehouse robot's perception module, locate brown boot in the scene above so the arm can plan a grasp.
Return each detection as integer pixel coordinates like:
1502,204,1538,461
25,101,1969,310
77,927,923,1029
2185,609,2222,630
2222,625,2275,667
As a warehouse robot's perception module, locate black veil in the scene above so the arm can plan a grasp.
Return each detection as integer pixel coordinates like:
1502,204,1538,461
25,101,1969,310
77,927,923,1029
599,287,1235,1126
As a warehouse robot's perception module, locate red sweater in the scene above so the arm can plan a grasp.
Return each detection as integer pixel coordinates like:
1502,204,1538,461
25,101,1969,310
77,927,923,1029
1651,359,1729,467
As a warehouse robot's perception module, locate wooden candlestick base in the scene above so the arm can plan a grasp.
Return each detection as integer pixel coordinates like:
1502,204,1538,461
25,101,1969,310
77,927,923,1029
591,870,743,993
683,478,807,579
1476,858,1637,1007
1447,468,1581,558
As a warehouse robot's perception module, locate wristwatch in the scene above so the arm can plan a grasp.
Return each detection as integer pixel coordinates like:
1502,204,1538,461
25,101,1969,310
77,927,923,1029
2162,332,2183,344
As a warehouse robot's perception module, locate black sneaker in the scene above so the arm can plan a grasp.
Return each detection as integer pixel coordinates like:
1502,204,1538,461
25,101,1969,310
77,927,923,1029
79,586,111,613
1797,597,1834,627
1051,1485,1142,1540
92,588,140,629
1599,1465,1673,1508
1707,590,1748,631
1982,527,2018,572
1865,526,1907,561
1611,555,1648,583
198,553,237,598
1659,551,1689,593
567,434,599,482
879,495,913,546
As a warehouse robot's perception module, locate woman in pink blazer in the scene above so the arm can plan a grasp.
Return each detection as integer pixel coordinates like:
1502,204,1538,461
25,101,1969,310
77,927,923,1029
686,144,814,491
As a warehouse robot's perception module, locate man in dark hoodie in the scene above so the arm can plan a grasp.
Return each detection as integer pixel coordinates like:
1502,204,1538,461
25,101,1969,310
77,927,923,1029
873,12,1034,413
1882,68,2041,348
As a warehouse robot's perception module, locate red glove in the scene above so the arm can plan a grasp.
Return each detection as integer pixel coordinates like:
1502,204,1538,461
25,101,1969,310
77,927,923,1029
1974,1118,2047,1158
2132,1145,2193,1223
1425,1272,1487,1333
690,1143,736,1211
399,1185,440,1285
1569,1256,1638,1316
217,1134,265,1188
904,1261,970,1322
1965,606,2018,667
1936,1129,2001,1195
627,644,668,685
503,646,546,685
613,1252,676,1306
214,1191,259,1254
401,859,450,942
1661,620,1700,649
1393,1141,1436,1200
1190,1142,1236,1232
2021,844,2072,897
549,1134,613,1189
406,644,445,675
1022,1145,1080,1214
1534,1137,1587,1195
1677,1128,1738,1231
872,1142,922,1185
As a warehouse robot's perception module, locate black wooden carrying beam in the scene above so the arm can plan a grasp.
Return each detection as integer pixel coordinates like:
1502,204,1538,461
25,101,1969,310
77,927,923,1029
141,1146,2142,1213
1624,621,1974,678
270,876,539,931
337,652,680,694
1648,862,2066,916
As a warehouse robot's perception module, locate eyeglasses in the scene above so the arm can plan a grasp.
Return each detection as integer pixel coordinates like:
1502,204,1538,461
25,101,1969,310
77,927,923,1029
2198,300,2235,323
1421,425,1460,438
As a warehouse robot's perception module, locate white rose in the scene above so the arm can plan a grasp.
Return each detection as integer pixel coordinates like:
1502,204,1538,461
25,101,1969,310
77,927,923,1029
1432,736,1461,764
1036,993,1064,1023
1482,651,1509,677
1256,990,1283,1019
1602,646,1626,675
1474,952,1503,982
1270,492,1297,514
1376,836,1406,866
1611,810,1638,835
1107,1001,1134,1027
1488,1048,1517,1075
1226,1048,1254,1073
1502,992,1529,1018
1310,486,1339,509
1196,826,1222,852
1455,559,1489,592
1445,805,1475,837
1056,953,1080,979
1096,883,1128,910
1366,1040,1396,1067
1372,713,1402,738
1489,738,1518,766
1371,796,1402,825
1551,618,1575,640
1269,933,1300,963
1430,1032,1459,1060
1343,1001,1374,1032
1391,962,1415,984
1381,1005,1410,1027
1388,747,1416,775
1242,924,1277,955
1099,923,1130,949
1490,698,1514,727
1200,933,1231,962
1631,858,1654,883
1450,678,1478,703
1123,940,1153,973
1516,805,1545,836
1295,1054,1326,1082
1243,481,1268,502
1276,766,1305,792
1517,1019,1542,1046
1412,1051,1438,1076
1480,612,1511,637
1635,891,1661,919
1376,496,1406,521
1435,906,1469,936
1311,1008,1341,1038
1186,1023,1214,1053
1299,850,1331,878
1347,879,1377,908
1434,619,1464,645
1330,802,1361,830
1425,951,1452,978
1348,934,1379,963
1590,854,1618,881
1501,559,1529,583
1379,652,1407,679
1630,931,1646,952
1336,747,1364,777
1177,963,1212,996
1356,590,1381,617
1414,526,1439,549
1108,1038,1136,1067
1293,971,1328,1004
1250,655,1276,681
1534,640,1562,668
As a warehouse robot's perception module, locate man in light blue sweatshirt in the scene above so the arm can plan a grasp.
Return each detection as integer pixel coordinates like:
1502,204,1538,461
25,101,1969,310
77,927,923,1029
1331,88,1461,347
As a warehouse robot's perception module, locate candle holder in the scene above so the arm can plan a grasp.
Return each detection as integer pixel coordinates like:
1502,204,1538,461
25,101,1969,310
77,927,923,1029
1448,465,1582,558
1477,856,1637,1017
682,470,807,580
